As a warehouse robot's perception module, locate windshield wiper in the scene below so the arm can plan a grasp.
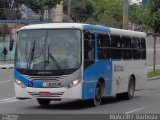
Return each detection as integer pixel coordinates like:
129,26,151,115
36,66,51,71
48,47,65,74
27,40,36,70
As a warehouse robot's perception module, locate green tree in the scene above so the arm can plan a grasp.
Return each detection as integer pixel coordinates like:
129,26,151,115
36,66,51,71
0,24,8,37
87,0,123,28
17,0,62,21
63,0,123,27
129,4,151,31
130,0,160,72
63,0,93,22
148,0,160,72
0,0,22,19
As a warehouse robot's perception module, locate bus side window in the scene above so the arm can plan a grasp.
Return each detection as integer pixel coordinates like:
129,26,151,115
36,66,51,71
121,36,132,60
110,35,122,60
84,33,95,60
140,38,146,59
97,34,110,60
132,37,140,60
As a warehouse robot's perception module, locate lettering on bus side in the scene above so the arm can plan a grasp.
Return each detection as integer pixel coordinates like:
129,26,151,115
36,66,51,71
114,65,124,72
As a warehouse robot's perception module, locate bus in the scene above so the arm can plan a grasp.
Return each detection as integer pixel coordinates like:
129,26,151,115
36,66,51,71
12,23,147,107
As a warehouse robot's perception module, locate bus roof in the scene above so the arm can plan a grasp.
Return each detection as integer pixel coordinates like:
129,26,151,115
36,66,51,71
19,23,146,38
109,27,146,38
19,23,87,30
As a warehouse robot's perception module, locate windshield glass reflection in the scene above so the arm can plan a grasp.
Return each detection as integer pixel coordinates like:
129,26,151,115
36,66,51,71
15,29,81,71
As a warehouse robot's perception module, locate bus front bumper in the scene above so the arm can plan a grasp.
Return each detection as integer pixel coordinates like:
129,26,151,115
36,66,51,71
15,82,82,100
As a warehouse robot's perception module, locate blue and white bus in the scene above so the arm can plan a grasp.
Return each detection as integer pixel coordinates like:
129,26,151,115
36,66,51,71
13,23,147,106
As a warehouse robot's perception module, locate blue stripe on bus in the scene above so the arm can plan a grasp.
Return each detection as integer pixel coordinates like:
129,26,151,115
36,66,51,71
83,25,111,33
14,69,43,88
82,61,112,99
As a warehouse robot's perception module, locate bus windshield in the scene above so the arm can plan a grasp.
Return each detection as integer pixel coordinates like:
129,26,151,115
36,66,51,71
15,29,81,71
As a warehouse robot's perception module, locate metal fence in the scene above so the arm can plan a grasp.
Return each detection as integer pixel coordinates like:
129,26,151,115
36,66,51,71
0,41,16,61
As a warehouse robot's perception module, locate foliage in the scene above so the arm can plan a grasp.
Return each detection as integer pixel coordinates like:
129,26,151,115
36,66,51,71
129,0,160,73
0,0,22,19
63,0,123,27
129,0,160,33
0,24,8,37
148,69,160,78
17,0,62,13
149,0,160,32
16,0,62,21
87,0,123,28
63,0,93,22
129,4,151,31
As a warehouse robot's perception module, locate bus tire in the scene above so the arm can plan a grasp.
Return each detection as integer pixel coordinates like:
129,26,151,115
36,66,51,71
37,99,51,106
90,82,102,107
124,77,135,100
116,93,123,100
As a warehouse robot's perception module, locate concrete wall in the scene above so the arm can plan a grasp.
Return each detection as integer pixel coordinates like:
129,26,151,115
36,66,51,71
52,1,63,22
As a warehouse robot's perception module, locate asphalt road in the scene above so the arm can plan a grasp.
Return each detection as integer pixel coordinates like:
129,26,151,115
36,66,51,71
0,69,160,115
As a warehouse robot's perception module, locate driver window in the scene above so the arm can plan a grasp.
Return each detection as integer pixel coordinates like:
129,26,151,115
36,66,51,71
84,32,95,60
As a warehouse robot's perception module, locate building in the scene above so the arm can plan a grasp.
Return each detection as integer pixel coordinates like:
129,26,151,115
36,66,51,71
21,5,41,20
52,1,64,22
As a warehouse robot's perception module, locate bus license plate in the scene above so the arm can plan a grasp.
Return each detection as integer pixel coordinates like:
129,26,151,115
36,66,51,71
39,92,51,96
43,82,61,88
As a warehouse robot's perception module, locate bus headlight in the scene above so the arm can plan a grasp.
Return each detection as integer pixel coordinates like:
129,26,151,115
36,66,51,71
67,79,80,88
15,80,26,88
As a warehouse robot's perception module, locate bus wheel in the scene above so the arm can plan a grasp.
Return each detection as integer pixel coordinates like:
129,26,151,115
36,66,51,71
116,93,123,100
91,82,102,107
37,99,51,106
124,77,135,100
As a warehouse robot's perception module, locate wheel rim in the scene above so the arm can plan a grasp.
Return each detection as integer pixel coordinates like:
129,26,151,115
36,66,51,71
95,85,101,103
129,80,134,98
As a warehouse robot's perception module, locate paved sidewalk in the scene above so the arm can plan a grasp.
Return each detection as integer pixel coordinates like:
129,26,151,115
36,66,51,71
0,61,14,69
148,65,160,71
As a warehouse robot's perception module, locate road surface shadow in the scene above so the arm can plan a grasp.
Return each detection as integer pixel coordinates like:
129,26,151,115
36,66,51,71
35,96,123,110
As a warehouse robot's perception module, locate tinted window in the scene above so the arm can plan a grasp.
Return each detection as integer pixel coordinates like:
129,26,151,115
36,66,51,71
111,35,121,48
122,36,132,48
140,38,146,59
97,34,110,60
110,35,121,60
98,48,110,60
132,37,140,49
122,36,132,60
84,33,95,60
140,38,146,49
132,37,140,60
97,34,110,47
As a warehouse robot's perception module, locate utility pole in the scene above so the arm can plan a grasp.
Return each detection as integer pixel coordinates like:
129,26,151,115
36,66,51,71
53,1,63,22
123,0,129,29
153,32,157,73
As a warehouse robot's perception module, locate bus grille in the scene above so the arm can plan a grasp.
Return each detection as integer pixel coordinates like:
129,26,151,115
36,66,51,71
28,92,64,98
23,75,67,82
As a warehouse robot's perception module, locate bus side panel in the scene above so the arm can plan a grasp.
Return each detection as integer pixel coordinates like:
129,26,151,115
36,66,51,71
82,61,112,100
111,60,148,95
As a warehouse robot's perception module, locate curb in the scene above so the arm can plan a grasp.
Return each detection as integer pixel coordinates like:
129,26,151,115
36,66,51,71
148,76,160,81
148,65,160,70
0,64,14,69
